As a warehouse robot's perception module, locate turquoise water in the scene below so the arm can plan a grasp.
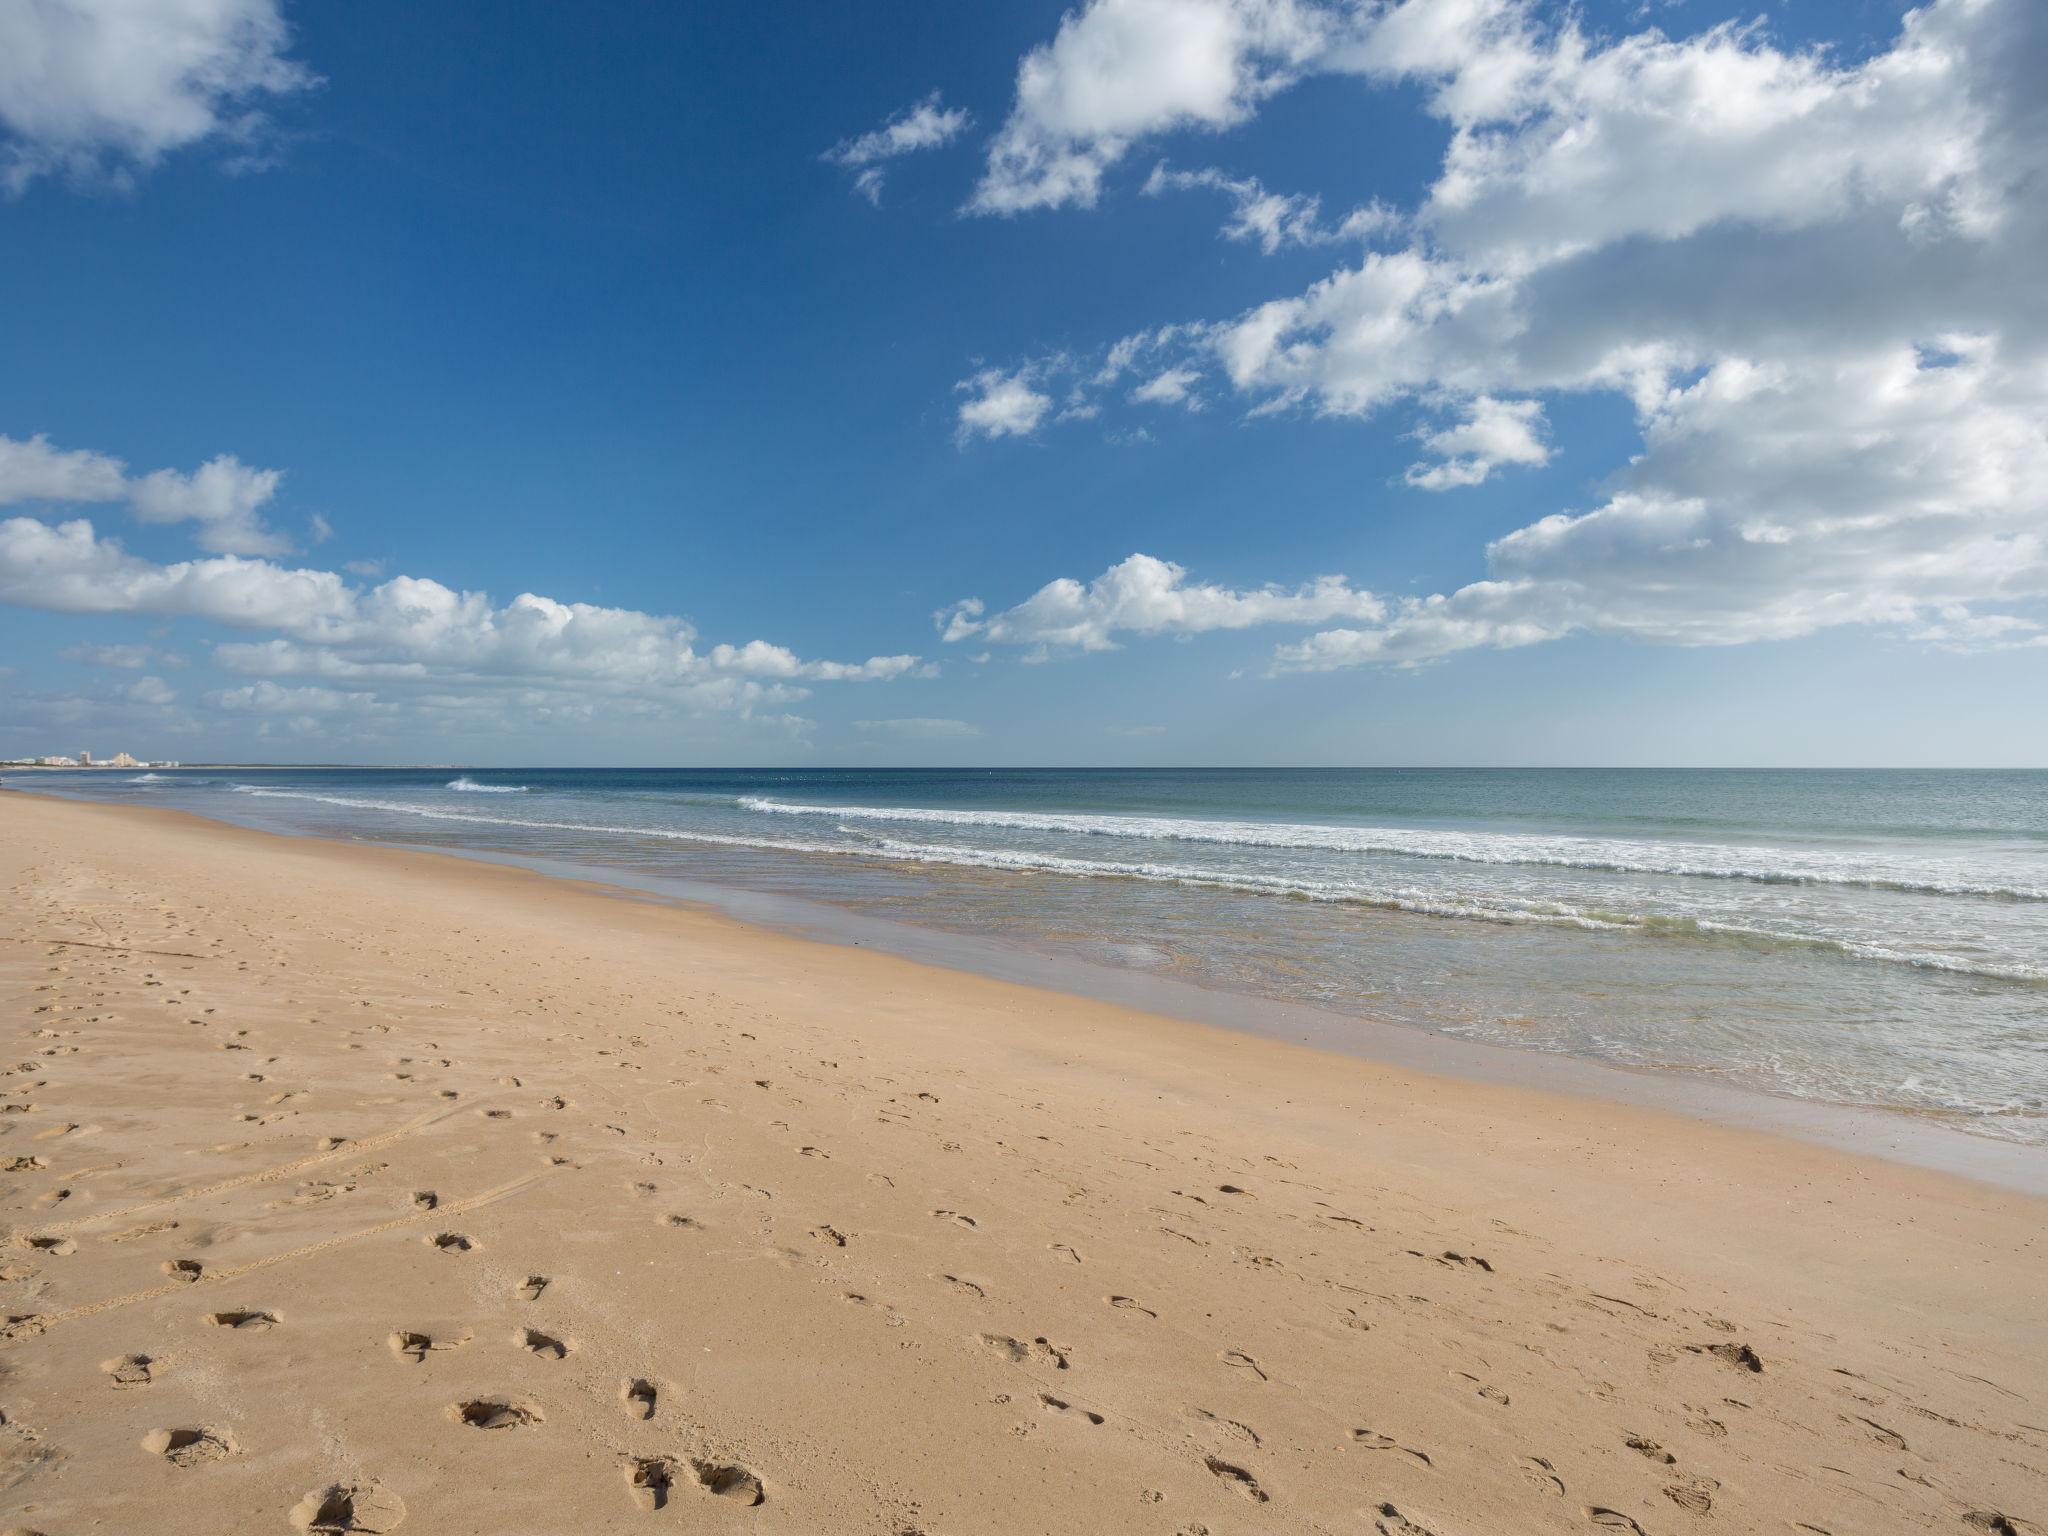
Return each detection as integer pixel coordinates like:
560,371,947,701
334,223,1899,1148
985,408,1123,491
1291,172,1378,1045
23,766,2048,1143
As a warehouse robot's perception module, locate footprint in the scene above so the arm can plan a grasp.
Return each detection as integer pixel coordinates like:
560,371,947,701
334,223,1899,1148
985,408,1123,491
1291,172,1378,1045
1520,1456,1565,1496
1374,1504,1438,1536
1664,1479,1715,1515
426,1233,474,1254
1107,1295,1156,1318
520,1329,572,1360
449,1399,541,1430
932,1210,977,1229
290,1480,407,1533
1434,1251,1493,1271
1626,1435,1674,1464
938,1274,986,1298
20,1236,74,1257
1203,1456,1268,1503
1849,1415,1907,1451
625,1456,678,1512
690,1460,765,1506
101,1352,158,1388
1038,1392,1105,1425
1689,1341,1763,1372
662,1214,703,1230
387,1329,468,1362
1588,1510,1649,1534
978,1332,1030,1363
622,1378,658,1420
142,1426,236,1466
411,1191,438,1211
516,1276,548,1301
809,1225,849,1247
162,1258,203,1283
208,1309,280,1331
1220,1349,1267,1381
1352,1430,1431,1466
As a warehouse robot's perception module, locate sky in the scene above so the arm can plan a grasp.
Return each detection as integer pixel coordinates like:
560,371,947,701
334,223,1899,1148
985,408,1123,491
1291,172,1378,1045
0,0,2043,767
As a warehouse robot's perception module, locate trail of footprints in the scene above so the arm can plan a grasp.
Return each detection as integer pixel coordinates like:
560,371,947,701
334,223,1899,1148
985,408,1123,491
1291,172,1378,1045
5,869,2040,1536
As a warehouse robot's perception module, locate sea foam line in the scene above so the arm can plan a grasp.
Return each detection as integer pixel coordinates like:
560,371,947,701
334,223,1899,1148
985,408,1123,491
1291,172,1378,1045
220,786,2047,982
739,797,2048,901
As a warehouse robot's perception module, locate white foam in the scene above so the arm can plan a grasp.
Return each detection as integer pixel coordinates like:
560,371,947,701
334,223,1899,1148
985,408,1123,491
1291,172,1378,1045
447,777,526,794
218,786,2048,982
739,797,2048,901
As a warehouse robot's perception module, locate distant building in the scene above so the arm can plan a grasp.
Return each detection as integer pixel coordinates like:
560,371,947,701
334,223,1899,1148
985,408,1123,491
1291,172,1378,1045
108,751,140,768
78,749,92,765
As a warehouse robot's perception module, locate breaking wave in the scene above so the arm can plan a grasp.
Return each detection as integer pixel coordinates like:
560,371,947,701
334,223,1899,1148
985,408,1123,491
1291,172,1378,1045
739,798,2048,902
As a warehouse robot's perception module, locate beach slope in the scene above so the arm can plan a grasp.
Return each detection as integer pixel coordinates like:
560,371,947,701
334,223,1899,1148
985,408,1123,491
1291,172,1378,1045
0,793,2041,1534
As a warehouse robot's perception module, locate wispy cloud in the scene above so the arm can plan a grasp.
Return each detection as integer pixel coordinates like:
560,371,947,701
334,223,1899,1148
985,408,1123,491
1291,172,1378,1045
825,91,972,204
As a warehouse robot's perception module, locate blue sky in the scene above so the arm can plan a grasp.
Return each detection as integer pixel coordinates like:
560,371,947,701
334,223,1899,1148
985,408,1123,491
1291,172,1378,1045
1,0,2043,766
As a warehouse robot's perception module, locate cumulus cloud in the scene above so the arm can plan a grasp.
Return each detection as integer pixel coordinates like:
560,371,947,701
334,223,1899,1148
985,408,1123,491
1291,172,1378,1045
1404,395,1548,489
0,432,128,502
939,552,1384,655
0,515,930,722
960,0,2048,669
0,433,294,553
970,0,1332,213
956,367,1053,440
127,453,289,555
825,91,972,204
0,0,314,193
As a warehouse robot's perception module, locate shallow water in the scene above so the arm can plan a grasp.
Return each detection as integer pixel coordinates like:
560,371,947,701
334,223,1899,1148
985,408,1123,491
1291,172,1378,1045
24,765,2048,1145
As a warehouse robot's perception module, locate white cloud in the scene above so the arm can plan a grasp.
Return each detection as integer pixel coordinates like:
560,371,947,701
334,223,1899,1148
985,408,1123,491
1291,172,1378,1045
1143,161,1398,252
206,680,385,715
128,453,289,555
0,515,930,723
1404,394,1548,489
956,367,1053,440
0,432,128,502
0,0,314,193
971,0,1331,214
125,674,176,707
851,717,983,739
1129,366,1202,409
940,552,1384,654
826,91,972,203
0,433,294,553
963,0,2048,670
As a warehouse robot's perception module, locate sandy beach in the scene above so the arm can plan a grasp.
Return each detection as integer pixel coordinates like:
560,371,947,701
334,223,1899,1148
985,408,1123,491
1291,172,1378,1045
0,790,2041,1535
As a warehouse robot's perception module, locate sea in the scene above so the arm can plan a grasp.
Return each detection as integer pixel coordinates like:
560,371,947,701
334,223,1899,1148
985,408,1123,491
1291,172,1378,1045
20,765,2048,1148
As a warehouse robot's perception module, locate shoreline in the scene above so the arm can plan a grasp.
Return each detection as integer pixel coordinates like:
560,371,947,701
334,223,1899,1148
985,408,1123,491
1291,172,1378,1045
3,791,2043,1533
15,782,2046,1194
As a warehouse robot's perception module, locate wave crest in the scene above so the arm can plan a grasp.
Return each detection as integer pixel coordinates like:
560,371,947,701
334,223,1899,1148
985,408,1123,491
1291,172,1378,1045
447,777,526,794
739,798,2048,902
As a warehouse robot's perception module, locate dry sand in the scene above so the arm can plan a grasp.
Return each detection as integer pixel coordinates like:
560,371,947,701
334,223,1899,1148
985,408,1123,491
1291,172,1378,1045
0,791,2041,1535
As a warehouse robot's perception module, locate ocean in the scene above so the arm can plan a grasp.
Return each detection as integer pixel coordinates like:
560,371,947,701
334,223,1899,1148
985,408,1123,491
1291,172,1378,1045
22,765,2048,1146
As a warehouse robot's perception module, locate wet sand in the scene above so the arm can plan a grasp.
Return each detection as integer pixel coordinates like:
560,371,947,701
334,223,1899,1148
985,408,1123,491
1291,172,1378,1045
0,792,2042,1534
